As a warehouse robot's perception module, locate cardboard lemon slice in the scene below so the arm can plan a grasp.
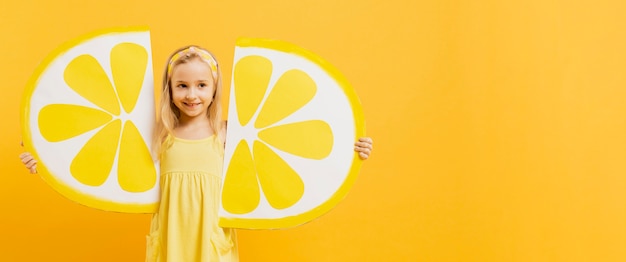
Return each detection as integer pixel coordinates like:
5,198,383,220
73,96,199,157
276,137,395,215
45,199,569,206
21,27,159,213
219,38,366,229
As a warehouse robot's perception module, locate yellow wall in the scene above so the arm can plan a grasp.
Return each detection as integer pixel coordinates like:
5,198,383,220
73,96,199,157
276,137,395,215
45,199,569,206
3,0,626,261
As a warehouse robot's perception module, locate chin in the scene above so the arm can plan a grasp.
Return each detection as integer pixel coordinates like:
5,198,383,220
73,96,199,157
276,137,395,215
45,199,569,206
183,111,208,119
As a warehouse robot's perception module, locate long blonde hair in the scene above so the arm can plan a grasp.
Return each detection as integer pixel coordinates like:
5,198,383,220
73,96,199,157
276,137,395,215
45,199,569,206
152,45,224,155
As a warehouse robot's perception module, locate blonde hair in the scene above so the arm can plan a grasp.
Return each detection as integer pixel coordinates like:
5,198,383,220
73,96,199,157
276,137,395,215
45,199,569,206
152,45,224,155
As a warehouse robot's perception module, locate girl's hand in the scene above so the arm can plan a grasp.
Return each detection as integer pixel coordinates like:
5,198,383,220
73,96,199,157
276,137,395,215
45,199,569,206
354,137,373,160
19,152,38,174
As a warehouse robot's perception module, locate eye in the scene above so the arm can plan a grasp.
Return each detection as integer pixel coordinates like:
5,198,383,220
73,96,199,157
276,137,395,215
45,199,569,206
177,84,187,88
199,83,207,88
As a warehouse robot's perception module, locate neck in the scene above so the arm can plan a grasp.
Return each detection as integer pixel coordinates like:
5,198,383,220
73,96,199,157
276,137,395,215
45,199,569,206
178,115,211,128
175,116,214,139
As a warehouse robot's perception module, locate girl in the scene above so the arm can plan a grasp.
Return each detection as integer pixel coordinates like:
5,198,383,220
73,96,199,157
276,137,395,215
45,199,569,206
20,45,374,261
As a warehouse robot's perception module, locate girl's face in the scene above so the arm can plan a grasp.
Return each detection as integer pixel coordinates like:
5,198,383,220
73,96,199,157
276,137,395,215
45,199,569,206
170,59,215,122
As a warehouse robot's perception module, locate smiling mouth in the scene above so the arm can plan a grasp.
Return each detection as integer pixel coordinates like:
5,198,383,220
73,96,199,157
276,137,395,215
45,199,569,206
183,102,201,107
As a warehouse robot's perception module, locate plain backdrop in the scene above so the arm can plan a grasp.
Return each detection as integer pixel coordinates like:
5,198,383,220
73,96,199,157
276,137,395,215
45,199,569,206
3,0,626,261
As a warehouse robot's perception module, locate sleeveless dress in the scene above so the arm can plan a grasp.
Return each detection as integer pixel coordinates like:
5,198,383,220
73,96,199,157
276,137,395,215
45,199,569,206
146,135,238,262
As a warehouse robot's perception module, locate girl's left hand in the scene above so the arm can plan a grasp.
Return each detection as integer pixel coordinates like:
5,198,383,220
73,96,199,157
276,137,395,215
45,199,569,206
354,137,373,160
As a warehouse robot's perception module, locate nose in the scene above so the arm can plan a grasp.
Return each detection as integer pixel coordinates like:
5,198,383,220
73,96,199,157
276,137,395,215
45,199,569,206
185,87,197,99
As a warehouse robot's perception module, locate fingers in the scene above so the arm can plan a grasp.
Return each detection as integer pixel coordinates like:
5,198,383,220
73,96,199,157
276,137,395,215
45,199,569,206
19,152,33,163
24,158,37,171
358,137,373,143
355,147,371,159
355,141,373,149
358,152,369,160
19,152,38,174
24,159,37,169
354,137,373,150
354,137,374,160
354,146,372,154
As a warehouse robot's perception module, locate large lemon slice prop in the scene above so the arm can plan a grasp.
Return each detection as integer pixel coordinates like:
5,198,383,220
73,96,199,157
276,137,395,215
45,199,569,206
220,38,366,229
21,27,159,213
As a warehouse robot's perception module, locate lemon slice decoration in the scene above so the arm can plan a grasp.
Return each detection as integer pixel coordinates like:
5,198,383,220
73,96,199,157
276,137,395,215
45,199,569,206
219,38,366,229
21,27,159,213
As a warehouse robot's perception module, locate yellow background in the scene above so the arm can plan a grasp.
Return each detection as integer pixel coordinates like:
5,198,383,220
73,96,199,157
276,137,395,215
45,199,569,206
2,0,626,261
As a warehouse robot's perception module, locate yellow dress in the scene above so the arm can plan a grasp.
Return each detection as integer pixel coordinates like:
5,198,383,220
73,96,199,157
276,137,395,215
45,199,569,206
146,135,238,262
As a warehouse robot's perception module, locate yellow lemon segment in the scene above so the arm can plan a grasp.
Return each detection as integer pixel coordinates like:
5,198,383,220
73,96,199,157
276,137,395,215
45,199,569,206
258,120,333,160
39,104,112,142
234,55,272,126
253,141,305,210
21,27,158,213
111,43,148,113
118,121,157,193
222,140,260,214
254,69,316,129
220,38,366,229
70,119,121,186
64,54,120,116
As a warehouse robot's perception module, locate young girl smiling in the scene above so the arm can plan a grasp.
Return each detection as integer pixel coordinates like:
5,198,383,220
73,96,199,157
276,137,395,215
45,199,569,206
20,45,374,261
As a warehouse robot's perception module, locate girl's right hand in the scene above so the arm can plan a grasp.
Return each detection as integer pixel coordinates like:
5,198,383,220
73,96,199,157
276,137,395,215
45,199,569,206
19,152,38,174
